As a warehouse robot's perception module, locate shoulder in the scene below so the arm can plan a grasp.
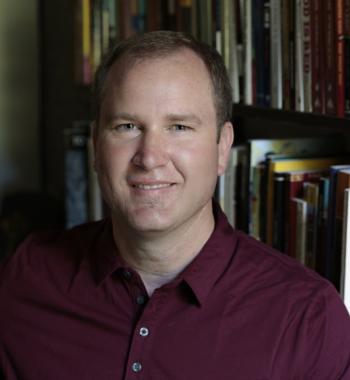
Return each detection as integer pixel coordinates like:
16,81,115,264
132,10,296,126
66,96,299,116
233,230,329,292
231,232,350,377
0,219,108,289
227,230,347,321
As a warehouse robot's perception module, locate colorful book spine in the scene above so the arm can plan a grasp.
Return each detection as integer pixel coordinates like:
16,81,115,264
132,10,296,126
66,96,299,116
336,0,345,117
304,181,320,269
270,0,283,109
282,0,292,110
243,0,253,105
263,0,271,106
324,0,337,115
311,0,325,114
344,0,350,118
302,0,312,112
295,0,305,111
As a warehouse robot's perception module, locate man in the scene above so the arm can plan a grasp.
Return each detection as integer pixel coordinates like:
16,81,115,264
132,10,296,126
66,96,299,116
0,31,349,379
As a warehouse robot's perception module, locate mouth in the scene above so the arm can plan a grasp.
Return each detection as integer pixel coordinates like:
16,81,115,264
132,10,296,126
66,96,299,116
132,183,174,190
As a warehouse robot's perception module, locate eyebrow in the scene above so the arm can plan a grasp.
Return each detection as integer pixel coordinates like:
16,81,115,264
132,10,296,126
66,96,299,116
165,113,202,125
108,112,202,125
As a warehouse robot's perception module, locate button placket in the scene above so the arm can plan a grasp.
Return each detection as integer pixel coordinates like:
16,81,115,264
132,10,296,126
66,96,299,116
126,291,165,378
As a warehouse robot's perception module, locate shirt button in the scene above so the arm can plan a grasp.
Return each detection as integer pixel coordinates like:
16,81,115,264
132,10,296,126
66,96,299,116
139,327,149,337
136,295,145,305
132,362,142,372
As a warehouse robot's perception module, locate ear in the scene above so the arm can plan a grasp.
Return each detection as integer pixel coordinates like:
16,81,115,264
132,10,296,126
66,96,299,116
217,121,234,176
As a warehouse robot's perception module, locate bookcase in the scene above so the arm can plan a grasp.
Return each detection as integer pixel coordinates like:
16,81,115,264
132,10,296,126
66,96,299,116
1,0,350,308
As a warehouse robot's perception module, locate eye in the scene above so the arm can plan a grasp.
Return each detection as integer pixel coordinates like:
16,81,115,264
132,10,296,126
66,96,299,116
116,123,139,131
169,124,192,131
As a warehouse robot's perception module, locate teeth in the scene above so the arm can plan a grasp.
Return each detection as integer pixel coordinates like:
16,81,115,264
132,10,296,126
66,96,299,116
134,183,172,190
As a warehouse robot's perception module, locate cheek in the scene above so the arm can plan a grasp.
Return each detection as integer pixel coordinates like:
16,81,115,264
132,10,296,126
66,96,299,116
174,140,219,177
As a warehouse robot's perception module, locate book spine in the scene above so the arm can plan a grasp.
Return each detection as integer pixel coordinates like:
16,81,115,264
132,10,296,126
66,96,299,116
101,0,110,55
273,174,286,251
286,172,305,256
341,188,350,312
311,0,325,114
82,0,92,85
304,182,319,270
302,0,312,112
345,0,350,118
243,0,253,105
64,126,90,229
107,0,118,45
262,0,271,107
92,0,102,72
336,0,345,117
295,0,305,111
324,0,337,115
282,0,292,110
294,197,307,264
316,177,330,275
253,0,265,106
270,0,283,109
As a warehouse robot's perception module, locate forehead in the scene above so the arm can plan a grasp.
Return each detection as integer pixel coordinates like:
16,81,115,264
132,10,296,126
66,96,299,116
100,49,216,119
105,48,213,94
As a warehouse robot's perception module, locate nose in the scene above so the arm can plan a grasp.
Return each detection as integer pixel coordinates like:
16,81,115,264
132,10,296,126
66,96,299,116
131,129,169,170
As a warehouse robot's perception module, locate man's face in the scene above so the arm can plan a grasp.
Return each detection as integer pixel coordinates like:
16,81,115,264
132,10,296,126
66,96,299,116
94,49,233,235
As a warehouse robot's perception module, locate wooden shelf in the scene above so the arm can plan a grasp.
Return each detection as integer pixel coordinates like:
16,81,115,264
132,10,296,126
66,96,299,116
233,104,350,130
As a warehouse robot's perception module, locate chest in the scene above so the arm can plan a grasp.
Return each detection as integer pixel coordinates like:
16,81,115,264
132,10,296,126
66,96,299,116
2,281,298,380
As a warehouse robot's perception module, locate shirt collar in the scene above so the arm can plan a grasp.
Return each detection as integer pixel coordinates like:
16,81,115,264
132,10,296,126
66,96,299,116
92,201,239,305
92,220,126,286
180,201,238,306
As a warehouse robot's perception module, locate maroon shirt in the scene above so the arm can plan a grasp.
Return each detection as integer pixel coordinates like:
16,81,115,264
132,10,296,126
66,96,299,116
1,204,350,379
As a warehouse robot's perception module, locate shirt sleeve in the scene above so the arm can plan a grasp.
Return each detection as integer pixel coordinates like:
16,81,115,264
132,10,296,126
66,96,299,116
301,284,350,379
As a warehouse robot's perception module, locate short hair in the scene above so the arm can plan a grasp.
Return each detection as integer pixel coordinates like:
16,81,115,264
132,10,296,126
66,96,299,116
93,30,232,128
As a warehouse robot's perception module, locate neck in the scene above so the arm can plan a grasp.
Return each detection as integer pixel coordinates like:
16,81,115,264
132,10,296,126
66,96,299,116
111,203,215,296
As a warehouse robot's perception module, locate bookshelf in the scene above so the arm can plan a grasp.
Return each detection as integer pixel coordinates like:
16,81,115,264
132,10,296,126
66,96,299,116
233,104,350,143
1,1,350,305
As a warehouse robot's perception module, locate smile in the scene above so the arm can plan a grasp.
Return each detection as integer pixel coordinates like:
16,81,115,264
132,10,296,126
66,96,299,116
132,183,173,190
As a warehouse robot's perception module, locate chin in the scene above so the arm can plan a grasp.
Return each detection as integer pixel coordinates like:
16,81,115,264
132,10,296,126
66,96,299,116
127,210,174,233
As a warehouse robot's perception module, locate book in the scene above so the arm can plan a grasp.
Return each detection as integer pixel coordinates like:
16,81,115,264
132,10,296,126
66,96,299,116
64,124,90,228
262,0,271,107
295,0,305,111
281,0,294,110
284,170,325,257
325,164,350,288
92,0,103,72
344,0,350,118
304,181,320,269
316,176,331,275
301,0,312,113
291,197,307,265
247,137,346,240
333,169,350,288
311,0,325,114
272,173,286,251
336,0,345,117
221,0,240,103
75,0,92,85
341,188,350,312
243,0,253,105
266,156,350,246
270,0,283,109
324,0,337,115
